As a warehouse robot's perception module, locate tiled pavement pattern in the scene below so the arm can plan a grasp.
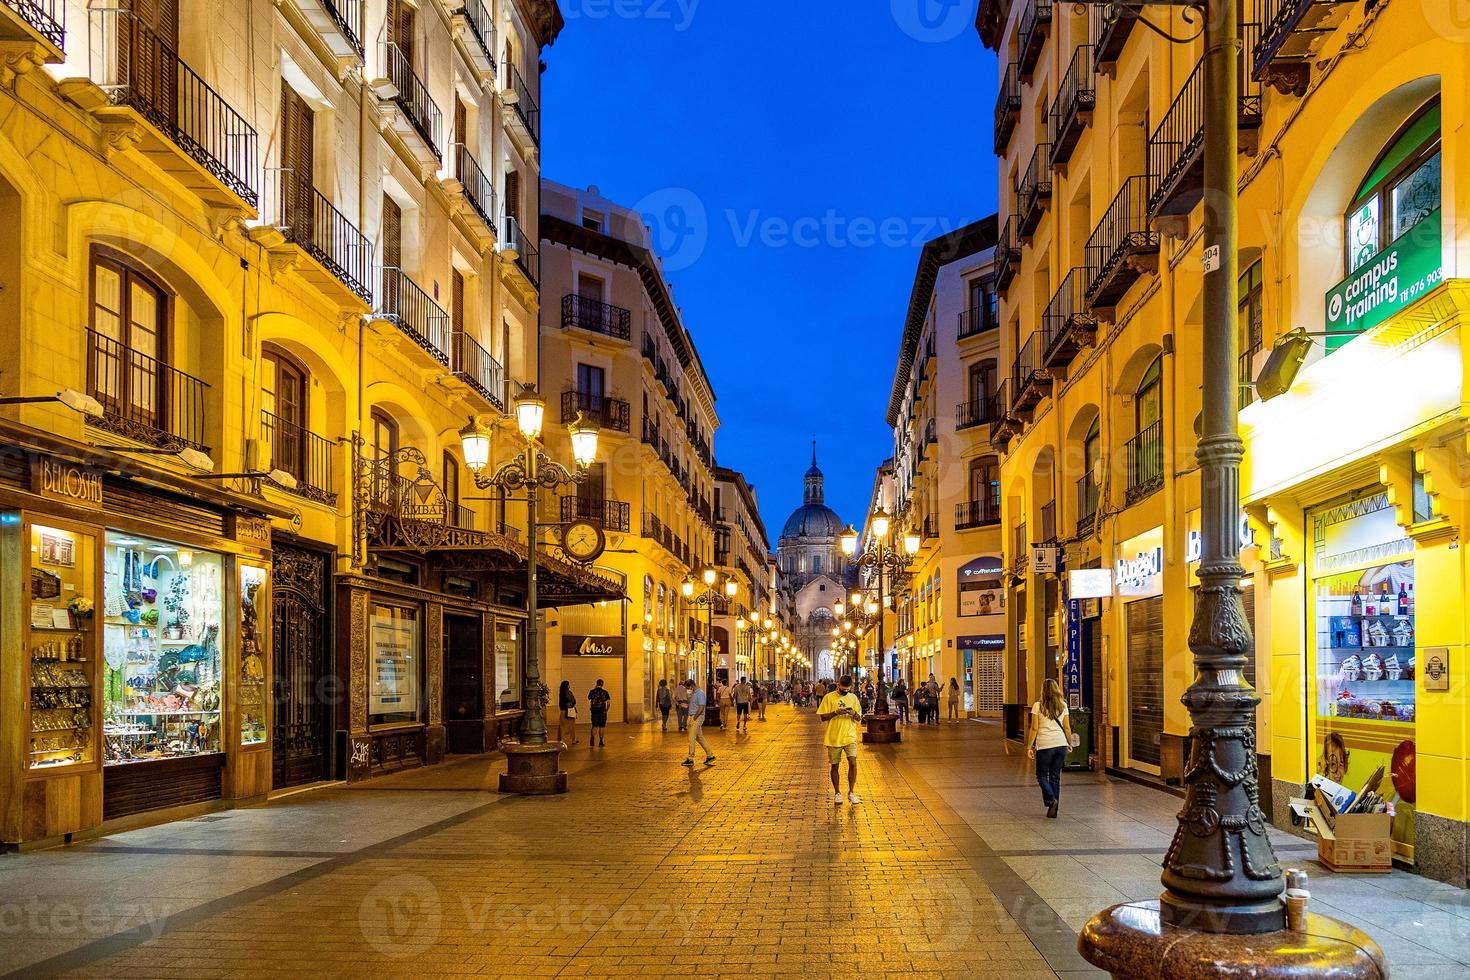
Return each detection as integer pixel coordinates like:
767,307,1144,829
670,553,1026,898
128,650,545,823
0,710,1467,978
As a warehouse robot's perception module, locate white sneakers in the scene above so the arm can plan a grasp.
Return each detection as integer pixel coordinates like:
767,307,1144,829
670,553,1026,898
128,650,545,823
848,792,862,805
833,791,844,805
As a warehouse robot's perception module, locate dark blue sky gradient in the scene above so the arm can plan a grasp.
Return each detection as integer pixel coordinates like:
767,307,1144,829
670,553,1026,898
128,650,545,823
542,1,998,540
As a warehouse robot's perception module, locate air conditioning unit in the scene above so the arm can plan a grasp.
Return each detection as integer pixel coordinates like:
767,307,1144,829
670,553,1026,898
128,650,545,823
498,216,521,259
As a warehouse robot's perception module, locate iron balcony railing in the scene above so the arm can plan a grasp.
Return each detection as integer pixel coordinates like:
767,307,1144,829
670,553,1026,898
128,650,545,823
959,295,998,339
460,0,496,72
956,399,990,430
561,496,631,534
1050,45,1095,169
642,512,665,543
386,41,442,160
641,334,657,364
1011,332,1050,410
1250,0,1350,82
454,331,504,409
1092,2,1137,71
505,62,540,145
447,502,476,529
1126,420,1165,503
319,0,362,56
1017,143,1053,239
262,409,336,505
1039,501,1057,542
1076,474,1099,536
378,267,451,365
1012,521,1029,573
1041,269,1096,369
562,294,632,340
274,169,372,302
922,515,939,540
3,0,63,47
1018,0,1052,78
923,418,938,449
956,497,1001,530
504,216,539,288
89,9,259,208
454,143,498,236
1085,175,1159,309
561,390,631,433
85,328,209,451
994,61,1022,155
992,216,1021,293
1148,17,1263,218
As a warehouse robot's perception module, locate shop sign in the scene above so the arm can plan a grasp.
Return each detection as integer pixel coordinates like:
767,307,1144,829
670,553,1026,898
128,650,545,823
1068,568,1113,600
232,515,273,549
1031,545,1059,575
1065,600,1082,709
1186,514,1255,563
957,635,1004,651
1424,648,1450,692
1324,210,1442,348
1116,546,1164,596
33,459,102,509
564,635,626,657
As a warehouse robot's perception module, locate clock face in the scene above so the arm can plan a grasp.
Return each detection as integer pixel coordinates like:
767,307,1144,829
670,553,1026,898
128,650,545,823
563,521,605,563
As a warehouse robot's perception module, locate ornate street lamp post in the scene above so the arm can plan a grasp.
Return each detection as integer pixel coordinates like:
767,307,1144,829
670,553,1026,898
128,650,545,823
460,385,599,795
839,508,919,743
1071,2,1384,974
683,569,738,729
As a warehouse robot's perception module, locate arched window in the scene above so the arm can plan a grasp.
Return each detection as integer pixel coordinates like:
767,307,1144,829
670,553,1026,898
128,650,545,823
263,345,308,480
1345,99,1440,274
1081,418,1101,520
1136,356,1162,434
89,247,169,435
369,407,400,501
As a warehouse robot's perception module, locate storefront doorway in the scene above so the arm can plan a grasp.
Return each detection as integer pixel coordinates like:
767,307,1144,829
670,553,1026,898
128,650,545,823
1126,596,1165,770
443,613,486,754
271,542,331,789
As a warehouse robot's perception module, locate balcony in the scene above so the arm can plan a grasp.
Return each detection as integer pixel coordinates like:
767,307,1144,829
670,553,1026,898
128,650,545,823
453,0,497,78
990,381,1019,449
295,0,362,60
1039,501,1057,542
1,0,63,52
994,62,1022,155
1148,19,1264,220
562,294,632,341
84,10,259,211
453,331,504,409
1049,46,1095,171
1017,143,1053,241
958,295,999,340
85,328,209,452
377,267,451,365
502,62,540,150
1085,176,1160,313
501,216,539,290
448,503,477,530
956,498,1001,530
1017,0,1052,80
1126,420,1165,504
992,216,1022,294
956,399,991,431
267,168,373,304
561,496,631,534
1041,270,1096,371
1076,474,1099,537
561,390,631,434
922,419,938,455
381,42,442,165
1251,0,1354,96
261,409,337,506
922,515,939,541
1012,521,1029,573
1010,333,1052,415
451,143,498,240
1091,2,1137,73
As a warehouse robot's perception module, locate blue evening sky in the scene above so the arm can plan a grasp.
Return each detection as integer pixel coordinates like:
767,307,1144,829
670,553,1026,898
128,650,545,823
542,0,998,541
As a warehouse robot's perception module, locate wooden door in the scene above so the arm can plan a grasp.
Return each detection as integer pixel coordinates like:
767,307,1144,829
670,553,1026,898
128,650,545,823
387,0,414,70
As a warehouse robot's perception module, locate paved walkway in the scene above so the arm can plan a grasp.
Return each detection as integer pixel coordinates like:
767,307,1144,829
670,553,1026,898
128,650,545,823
0,707,1466,978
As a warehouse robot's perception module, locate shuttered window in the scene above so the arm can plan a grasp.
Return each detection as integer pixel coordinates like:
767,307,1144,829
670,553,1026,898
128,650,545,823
1127,596,1165,767
382,195,402,268
504,169,520,223
281,85,314,230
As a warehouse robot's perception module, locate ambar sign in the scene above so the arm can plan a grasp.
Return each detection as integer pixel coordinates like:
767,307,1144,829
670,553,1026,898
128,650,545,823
564,635,626,657
34,459,103,509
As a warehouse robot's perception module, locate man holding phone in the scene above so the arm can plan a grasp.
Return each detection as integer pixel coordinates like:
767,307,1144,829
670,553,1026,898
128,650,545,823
818,674,864,805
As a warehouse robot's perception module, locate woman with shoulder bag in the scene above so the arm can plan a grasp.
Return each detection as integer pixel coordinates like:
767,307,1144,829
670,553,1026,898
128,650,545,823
1025,678,1075,819
558,680,578,746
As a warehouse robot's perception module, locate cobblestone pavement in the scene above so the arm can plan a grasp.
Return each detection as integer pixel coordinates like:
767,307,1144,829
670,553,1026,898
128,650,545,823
1,707,1467,978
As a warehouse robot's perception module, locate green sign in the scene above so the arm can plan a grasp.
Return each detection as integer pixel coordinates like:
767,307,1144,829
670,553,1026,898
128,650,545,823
1325,209,1442,351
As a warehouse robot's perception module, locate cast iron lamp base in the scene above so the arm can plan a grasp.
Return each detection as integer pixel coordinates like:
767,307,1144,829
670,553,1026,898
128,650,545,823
861,713,901,744
1079,901,1387,979
498,740,569,795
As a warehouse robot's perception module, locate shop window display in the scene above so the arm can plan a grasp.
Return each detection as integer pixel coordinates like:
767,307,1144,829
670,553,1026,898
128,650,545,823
495,620,521,710
239,565,267,745
369,603,420,727
102,534,224,763
27,524,99,770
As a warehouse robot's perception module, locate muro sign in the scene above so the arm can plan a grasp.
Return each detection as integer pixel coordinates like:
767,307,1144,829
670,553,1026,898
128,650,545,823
1325,210,1442,349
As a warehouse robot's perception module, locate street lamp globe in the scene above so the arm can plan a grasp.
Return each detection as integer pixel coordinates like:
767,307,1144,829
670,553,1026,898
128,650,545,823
702,566,717,587
724,579,738,598
871,508,891,540
567,414,600,468
513,385,546,441
681,577,695,598
459,417,491,473
839,524,859,556
903,528,922,556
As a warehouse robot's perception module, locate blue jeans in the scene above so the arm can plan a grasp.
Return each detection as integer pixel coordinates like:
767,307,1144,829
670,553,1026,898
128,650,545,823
1035,746,1066,806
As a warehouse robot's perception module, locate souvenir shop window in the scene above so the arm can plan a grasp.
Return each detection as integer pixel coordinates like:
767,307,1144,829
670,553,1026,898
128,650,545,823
495,619,521,709
27,523,99,771
369,603,421,727
102,534,224,764
1317,561,1416,726
239,565,267,746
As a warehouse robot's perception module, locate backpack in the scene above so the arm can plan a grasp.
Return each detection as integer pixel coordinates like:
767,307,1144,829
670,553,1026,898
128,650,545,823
657,686,672,709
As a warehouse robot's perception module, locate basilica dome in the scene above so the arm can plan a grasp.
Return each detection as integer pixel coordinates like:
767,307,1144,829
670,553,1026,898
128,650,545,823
781,501,843,539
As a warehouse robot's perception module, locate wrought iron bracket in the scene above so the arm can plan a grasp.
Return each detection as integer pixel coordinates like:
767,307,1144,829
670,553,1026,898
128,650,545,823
1072,0,1206,43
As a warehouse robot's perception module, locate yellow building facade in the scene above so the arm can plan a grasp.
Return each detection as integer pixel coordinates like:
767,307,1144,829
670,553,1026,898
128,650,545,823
979,0,1470,882
0,0,604,846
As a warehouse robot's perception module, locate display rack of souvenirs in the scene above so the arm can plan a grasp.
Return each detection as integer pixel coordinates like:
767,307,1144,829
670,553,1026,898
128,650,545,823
238,572,267,746
28,526,98,770
1318,566,1416,728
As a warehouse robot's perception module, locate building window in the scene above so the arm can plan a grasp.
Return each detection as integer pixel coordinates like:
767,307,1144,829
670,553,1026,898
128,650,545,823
1346,99,1441,273
263,346,308,480
443,452,461,522
89,249,169,429
577,272,604,303
582,209,605,232
1136,356,1162,433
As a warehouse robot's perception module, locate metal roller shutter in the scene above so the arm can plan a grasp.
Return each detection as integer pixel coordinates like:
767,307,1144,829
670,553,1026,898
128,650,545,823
1127,596,1164,768
560,655,625,727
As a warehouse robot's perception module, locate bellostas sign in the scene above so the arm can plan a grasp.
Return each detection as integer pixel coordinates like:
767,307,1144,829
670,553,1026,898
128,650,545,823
1325,210,1442,348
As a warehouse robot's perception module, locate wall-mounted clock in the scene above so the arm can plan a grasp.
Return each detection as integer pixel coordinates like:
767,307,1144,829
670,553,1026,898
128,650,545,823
561,520,606,564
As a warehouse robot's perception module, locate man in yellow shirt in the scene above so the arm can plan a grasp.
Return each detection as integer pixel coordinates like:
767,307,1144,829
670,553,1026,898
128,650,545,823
818,674,864,805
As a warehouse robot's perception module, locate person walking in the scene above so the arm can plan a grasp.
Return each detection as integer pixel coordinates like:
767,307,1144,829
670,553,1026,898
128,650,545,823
892,679,909,726
680,678,715,767
947,677,961,723
557,680,578,746
755,680,768,721
1026,678,1075,819
674,678,691,732
656,678,673,732
732,676,753,732
715,679,731,730
926,674,942,726
587,679,611,748
818,674,864,805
